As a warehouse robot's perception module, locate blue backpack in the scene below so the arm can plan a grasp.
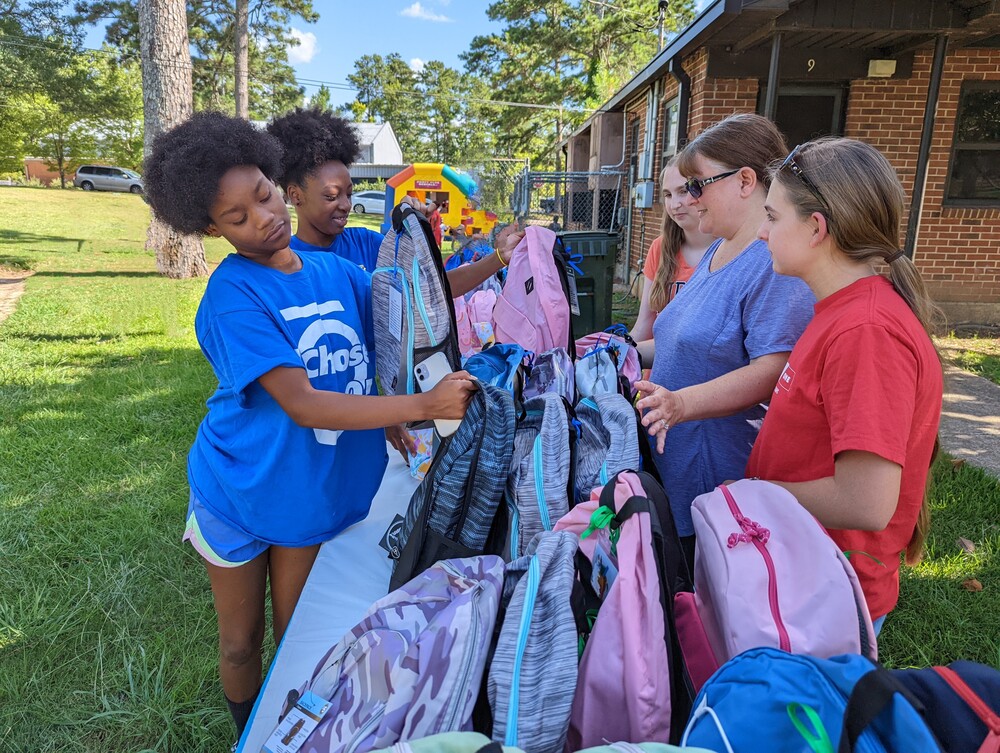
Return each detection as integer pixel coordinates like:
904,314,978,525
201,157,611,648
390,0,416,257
681,648,942,753
891,662,1000,753
464,344,529,399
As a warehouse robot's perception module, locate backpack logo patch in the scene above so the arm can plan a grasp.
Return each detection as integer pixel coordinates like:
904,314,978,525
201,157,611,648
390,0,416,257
525,276,534,295
379,513,406,559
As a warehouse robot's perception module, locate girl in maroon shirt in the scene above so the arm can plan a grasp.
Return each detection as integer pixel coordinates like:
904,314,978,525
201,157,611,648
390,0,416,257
748,138,943,629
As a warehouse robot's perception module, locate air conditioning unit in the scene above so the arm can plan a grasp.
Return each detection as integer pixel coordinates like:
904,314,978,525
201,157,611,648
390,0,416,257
633,181,655,209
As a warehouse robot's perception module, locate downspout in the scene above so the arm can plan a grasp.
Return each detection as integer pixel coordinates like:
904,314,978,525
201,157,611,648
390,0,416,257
904,34,949,259
763,32,783,120
669,55,691,147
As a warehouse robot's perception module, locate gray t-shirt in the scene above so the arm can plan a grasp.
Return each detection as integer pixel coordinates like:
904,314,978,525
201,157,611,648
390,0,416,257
648,239,814,535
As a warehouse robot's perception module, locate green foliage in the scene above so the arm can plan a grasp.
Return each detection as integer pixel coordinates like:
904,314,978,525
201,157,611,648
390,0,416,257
310,83,333,112
352,179,386,192
73,0,315,118
462,0,695,167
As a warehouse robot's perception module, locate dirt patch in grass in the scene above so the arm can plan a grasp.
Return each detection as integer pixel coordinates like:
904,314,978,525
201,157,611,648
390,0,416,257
0,268,31,324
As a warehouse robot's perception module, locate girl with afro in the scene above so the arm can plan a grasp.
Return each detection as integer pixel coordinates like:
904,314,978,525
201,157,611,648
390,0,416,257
266,106,523,296
143,112,475,741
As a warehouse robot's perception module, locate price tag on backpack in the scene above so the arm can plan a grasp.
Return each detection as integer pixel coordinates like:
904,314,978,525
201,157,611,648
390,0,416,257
262,690,330,753
388,280,403,343
565,263,581,316
591,538,619,601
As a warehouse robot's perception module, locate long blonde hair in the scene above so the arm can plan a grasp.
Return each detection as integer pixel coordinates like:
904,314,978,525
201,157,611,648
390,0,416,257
771,137,941,563
649,156,688,313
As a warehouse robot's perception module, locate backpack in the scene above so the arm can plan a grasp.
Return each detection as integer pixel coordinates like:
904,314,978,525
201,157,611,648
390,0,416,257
522,347,575,406
554,471,695,747
455,291,499,359
574,393,641,498
389,383,516,591
492,226,576,354
505,393,576,559
280,556,505,753
891,662,1000,753
372,204,461,397
577,745,715,753
575,327,642,399
680,648,942,753
464,344,528,399
488,531,580,753
372,732,524,753
689,480,877,672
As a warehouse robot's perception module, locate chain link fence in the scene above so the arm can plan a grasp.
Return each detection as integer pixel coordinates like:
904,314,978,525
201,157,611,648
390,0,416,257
512,168,626,233
455,158,528,225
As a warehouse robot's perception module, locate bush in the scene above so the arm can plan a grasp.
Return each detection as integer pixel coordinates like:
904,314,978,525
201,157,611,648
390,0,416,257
353,179,385,192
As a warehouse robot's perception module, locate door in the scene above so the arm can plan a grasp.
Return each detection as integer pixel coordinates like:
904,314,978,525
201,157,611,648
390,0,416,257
758,85,846,147
94,167,113,190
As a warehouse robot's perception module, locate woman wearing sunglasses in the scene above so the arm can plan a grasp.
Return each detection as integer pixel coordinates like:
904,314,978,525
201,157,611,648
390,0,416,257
630,155,715,341
634,113,814,563
746,138,942,633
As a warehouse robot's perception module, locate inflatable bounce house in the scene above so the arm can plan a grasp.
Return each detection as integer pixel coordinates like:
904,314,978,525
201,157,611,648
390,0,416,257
381,163,498,240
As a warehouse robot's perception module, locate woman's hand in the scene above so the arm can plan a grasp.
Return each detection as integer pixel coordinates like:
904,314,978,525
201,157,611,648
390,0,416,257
400,195,431,216
422,371,477,420
494,222,525,264
635,379,687,454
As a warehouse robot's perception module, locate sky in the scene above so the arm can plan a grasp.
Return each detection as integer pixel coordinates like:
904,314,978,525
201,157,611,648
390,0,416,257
82,0,717,111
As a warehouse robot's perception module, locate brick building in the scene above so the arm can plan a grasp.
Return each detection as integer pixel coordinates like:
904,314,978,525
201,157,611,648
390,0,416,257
563,0,1000,324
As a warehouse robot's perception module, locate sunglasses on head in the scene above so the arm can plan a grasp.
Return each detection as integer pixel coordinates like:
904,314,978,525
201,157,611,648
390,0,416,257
683,169,740,199
780,144,832,214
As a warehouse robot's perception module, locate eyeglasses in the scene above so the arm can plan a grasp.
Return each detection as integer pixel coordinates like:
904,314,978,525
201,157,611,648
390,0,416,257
780,145,832,214
684,169,740,199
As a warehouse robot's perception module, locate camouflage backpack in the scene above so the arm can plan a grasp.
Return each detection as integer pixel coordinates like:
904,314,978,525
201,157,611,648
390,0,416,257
277,556,505,753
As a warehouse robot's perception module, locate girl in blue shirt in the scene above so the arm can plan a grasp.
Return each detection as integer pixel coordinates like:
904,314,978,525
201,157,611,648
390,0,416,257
143,112,475,741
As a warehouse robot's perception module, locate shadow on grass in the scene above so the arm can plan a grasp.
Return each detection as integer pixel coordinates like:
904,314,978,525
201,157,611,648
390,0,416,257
0,229,86,248
0,254,34,270
0,343,232,751
4,330,162,343
32,270,164,278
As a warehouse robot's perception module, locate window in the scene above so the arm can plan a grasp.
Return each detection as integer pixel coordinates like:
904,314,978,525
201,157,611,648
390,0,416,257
661,97,680,157
946,82,1000,206
95,167,112,176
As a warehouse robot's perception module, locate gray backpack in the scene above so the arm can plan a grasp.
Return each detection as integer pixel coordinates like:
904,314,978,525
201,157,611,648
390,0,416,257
389,382,516,591
574,393,641,497
488,531,580,753
505,392,576,559
371,203,461,397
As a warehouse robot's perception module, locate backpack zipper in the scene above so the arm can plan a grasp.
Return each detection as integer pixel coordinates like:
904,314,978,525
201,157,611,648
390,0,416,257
438,562,485,731
532,435,552,530
505,554,540,747
719,484,791,653
344,700,386,753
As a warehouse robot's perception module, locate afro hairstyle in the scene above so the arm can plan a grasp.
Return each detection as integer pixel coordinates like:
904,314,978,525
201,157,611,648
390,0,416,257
142,111,284,236
266,107,360,191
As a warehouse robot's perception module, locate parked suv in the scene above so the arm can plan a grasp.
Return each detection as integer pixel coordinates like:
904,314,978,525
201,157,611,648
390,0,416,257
73,165,144,194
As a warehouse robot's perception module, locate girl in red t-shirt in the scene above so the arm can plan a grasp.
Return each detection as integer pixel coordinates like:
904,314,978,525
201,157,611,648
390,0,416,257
630,157,715,341
748,138,943,629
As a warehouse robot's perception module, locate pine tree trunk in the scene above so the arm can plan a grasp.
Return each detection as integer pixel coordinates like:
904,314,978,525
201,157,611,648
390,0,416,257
138,0,208,279
234,0,249,120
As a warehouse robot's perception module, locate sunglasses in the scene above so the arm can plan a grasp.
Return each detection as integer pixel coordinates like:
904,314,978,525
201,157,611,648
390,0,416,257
780,145,832,214
684,169,740,199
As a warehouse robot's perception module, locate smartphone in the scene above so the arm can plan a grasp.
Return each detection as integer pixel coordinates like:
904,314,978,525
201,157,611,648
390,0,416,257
414,351,462,437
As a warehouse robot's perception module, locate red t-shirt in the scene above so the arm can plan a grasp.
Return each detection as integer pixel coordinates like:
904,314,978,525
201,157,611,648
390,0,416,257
429,209,443,247
746,276,942,619
642,236,696,313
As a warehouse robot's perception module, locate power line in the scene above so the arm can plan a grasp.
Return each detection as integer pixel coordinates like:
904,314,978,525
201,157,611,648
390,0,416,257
0,34,599,114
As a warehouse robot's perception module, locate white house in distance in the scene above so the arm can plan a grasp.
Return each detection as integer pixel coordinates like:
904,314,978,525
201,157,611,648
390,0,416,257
350,122,406,184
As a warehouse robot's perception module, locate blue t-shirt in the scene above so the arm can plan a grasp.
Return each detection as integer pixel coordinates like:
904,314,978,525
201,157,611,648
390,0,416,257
289,227,383,272
188,250,388,547
648,239,814,536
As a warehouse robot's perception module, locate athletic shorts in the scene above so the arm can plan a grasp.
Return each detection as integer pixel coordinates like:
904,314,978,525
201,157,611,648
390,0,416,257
182,491,269,568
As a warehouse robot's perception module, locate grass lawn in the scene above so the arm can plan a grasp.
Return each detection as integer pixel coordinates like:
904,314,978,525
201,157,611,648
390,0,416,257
0,186,998,751
937,333,1000,385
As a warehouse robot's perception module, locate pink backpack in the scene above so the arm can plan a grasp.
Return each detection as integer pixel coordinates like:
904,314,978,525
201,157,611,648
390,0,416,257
454,290,498,359
492,226,574,354
575,329,642,398
554,471,690,747
689,480,878,669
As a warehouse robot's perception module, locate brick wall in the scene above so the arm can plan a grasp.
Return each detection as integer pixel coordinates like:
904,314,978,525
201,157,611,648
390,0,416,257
845,48,1000,317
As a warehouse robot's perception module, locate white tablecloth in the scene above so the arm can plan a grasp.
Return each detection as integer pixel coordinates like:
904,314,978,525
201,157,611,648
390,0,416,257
238,447,420,752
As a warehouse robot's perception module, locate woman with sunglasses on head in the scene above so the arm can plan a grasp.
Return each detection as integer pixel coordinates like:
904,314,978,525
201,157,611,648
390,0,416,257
746,138,943,633
634,114,814,564
630,155,716,341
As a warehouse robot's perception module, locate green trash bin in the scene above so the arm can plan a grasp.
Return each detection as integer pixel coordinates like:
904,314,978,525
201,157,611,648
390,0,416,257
558,230,617,335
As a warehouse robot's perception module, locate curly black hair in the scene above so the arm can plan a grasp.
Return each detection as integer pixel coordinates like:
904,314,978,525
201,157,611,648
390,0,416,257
266,107,360,191
143,111,284,235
